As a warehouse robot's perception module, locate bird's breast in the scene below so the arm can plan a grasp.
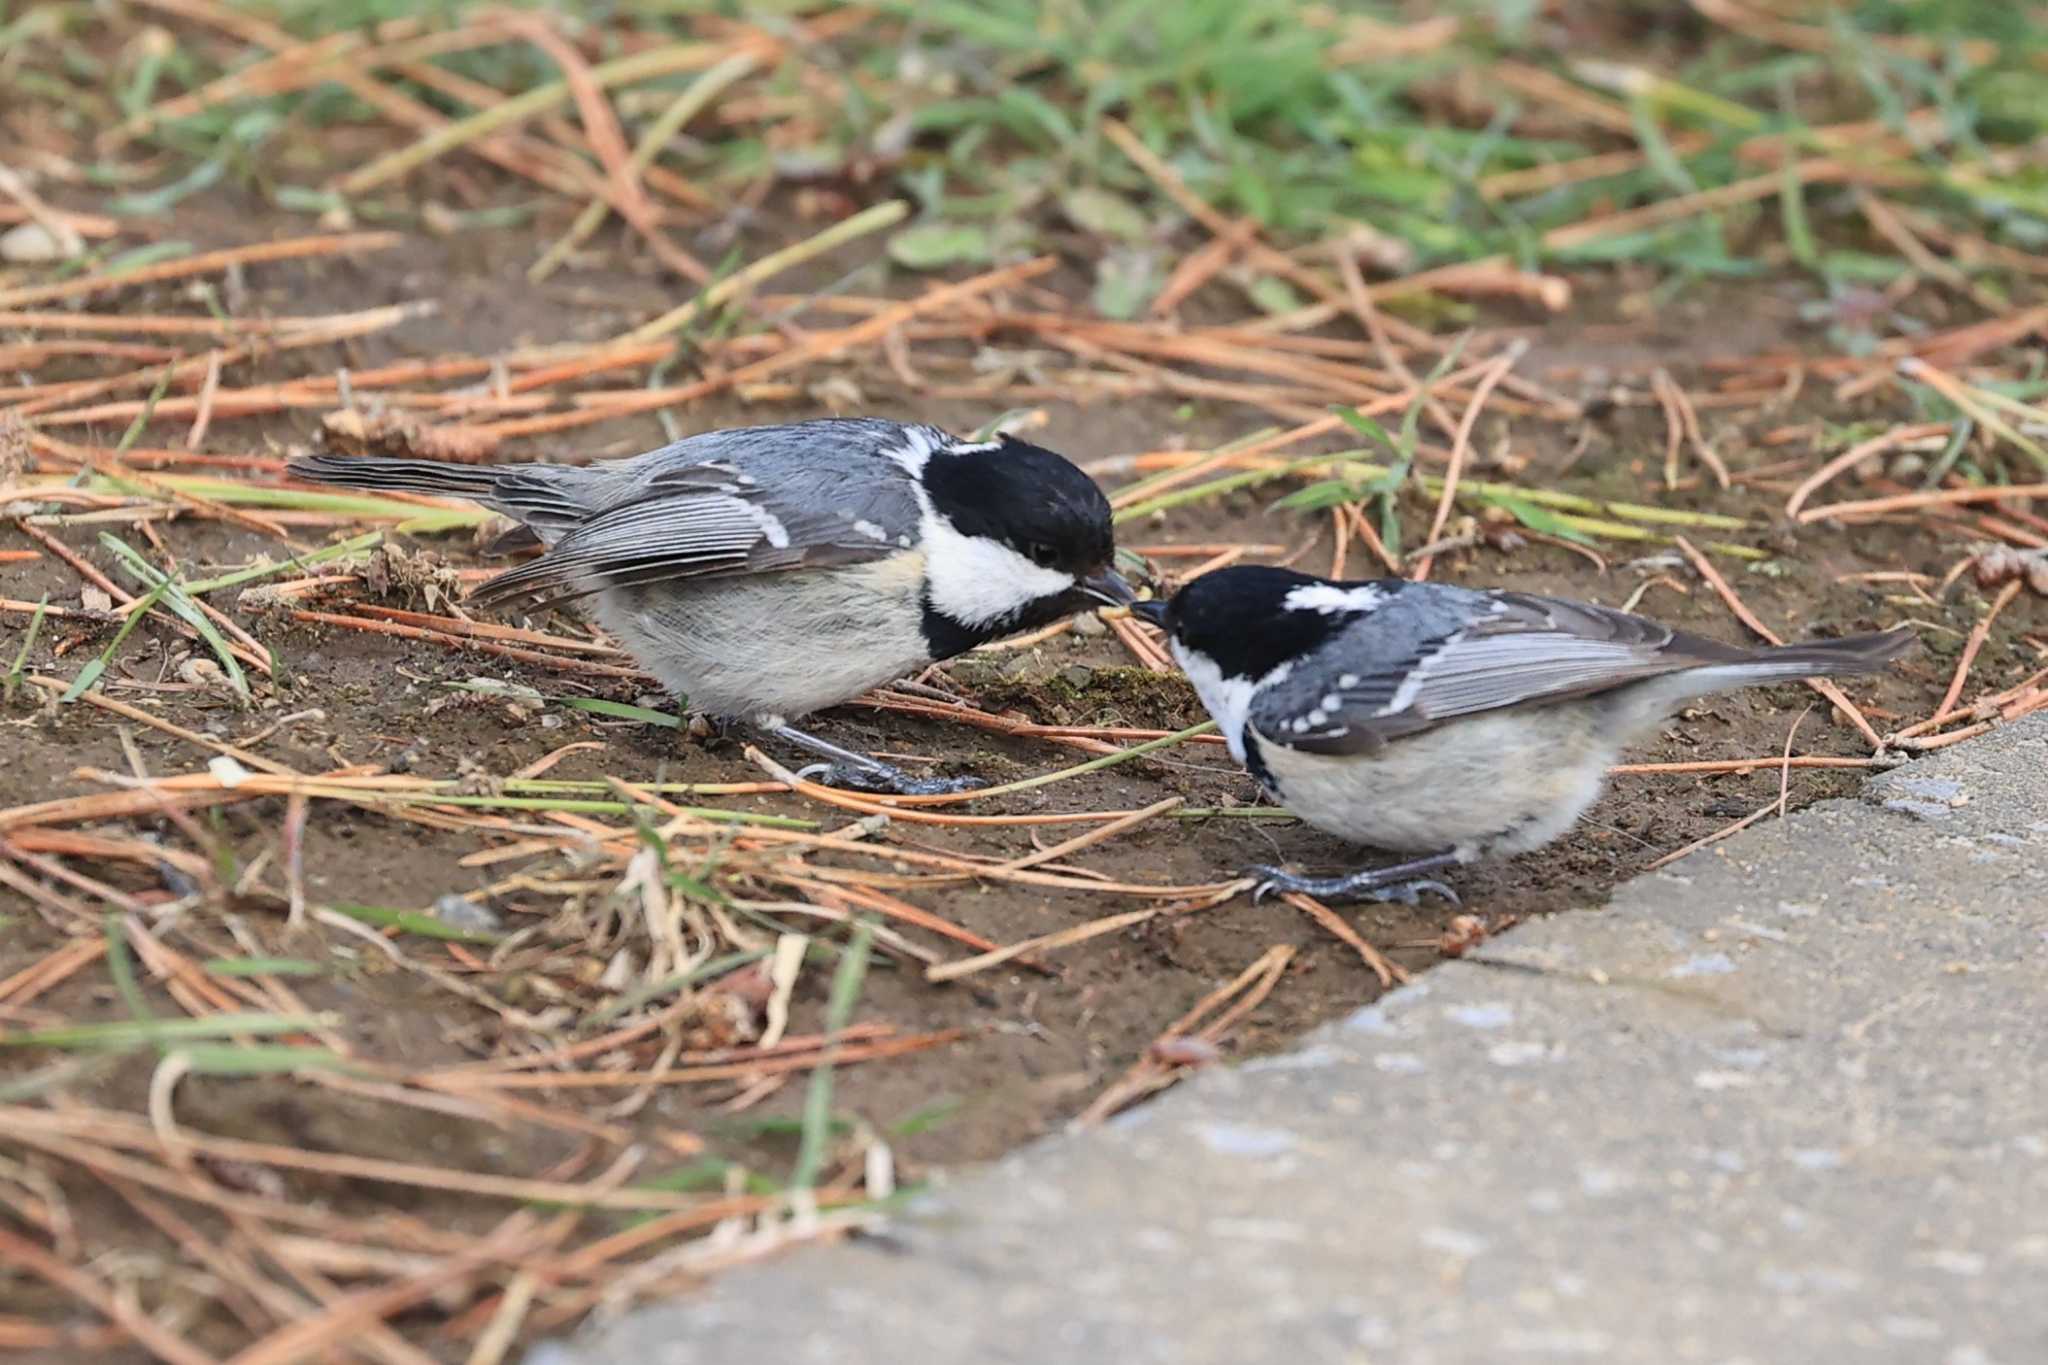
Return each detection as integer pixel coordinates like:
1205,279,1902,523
1248,704,1622,856
594,550,935,720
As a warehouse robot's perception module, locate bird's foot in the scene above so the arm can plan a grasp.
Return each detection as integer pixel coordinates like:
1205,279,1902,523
1236,863,1466,908
794,761,986,797
767,720,985,796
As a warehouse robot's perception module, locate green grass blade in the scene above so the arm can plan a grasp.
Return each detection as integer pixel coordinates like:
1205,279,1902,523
168,1044,355,1075
62,576,172,702
1475,491,1599,546
4,595,48,703
327,903,504,944
1114,453,1356,522
1332,406,1395,450
551,696,682,727
104,913,155,1022
579,948,770,1030
1780,155,1817,269
791,920,875,1193
204,957,327,977
98,534,248,699
114,367,176,457
1,1013,338,1050
180,531,385,595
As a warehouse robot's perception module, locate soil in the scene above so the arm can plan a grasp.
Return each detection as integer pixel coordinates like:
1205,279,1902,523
1,196,2038,1361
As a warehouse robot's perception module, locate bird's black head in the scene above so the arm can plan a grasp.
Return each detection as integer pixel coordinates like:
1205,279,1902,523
1134,566,1383,679
916,434,1132,655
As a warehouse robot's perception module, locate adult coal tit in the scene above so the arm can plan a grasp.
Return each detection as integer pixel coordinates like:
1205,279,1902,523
1134,565,1914,902
291,418,1135,794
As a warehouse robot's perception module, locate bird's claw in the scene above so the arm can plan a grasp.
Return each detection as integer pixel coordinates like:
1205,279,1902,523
1376,878,1460,908
1248,866,1292,904
795,761,985,797
1246,865,1460,907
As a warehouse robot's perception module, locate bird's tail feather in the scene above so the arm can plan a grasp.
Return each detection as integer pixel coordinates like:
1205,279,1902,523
286,453,508,501
1607,626,1913,734
1698,624,1916,686
286,454,598,538
1636,625,1916,715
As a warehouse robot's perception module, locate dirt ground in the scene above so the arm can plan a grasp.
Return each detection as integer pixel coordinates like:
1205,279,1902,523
2,201,2036,1361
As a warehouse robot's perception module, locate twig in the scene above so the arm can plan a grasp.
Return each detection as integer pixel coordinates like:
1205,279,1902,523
19,677,298,775
505,16,707,285
337,40,772,194
614,201,910,345
1281,892,1409,987
531,51,760,282
0,1223,219,1365
1782,422,1951,521
1412,343,1520,581
1073,944,1295,1125
1796,483,2048,525
227,1215,539,1365
1652,368,1731,491
416,1031,961,1091
1643,701,1813,869
185,351,224,450
1931,579,2024,724
0,1104,705,1211
0,233,402,310
289,610,646,679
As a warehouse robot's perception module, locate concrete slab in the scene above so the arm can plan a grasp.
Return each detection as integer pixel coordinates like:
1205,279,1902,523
531,716,2048,1365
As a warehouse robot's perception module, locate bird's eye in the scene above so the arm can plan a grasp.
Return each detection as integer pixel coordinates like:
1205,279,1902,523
1026,542,1059,568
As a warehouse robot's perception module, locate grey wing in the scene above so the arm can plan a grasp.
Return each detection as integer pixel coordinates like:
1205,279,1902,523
469,455,921,609
1249,589,1755,754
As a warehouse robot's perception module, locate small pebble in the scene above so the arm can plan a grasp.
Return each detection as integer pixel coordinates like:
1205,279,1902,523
0,222,71,263
433,895,504,935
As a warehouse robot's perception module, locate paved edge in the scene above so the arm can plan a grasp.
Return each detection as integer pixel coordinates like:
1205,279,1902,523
531,717,2048,1365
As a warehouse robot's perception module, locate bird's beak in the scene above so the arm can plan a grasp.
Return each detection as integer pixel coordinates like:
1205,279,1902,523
1129,598,1169,628
1080,567,1138,607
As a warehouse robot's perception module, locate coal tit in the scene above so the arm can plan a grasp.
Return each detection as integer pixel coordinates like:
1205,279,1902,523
1133,566,1914,902
290,418,1134,794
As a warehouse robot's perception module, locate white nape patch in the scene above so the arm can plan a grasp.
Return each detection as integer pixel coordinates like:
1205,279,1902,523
920,511,1073,627
878,424,954,477
1338,674,1359,688
850,519,888,542
1172,645,1292,765
1283,582,1383,615
739,502,790,549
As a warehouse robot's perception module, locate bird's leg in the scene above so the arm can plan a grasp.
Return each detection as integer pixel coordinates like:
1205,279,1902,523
1249,850,1462,906
764,722,985,797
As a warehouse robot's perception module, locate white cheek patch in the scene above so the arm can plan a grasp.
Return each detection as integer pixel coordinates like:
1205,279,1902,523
1283,583,1383,615
919,512,1074,627
1173,644,1255,765
1174,648,1294,766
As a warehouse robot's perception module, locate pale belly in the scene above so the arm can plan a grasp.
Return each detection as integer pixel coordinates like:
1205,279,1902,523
1248,705,1624,860
590,552,933,723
